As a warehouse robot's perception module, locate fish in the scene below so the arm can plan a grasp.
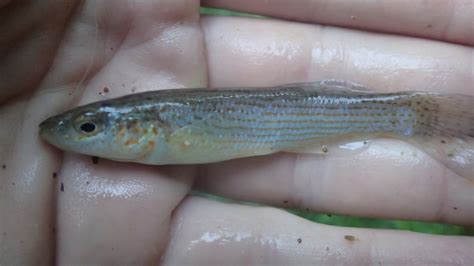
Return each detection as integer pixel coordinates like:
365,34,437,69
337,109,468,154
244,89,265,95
39,80,474,180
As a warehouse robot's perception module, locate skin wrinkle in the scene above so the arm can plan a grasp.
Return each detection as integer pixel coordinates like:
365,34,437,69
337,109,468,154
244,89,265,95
438,1,453,42
198,20,212,88
81,9,121,86
288,153,300,207
435,167,453,223
40,16,99,91
291,154,321,211
370,231,383,266
307,25,320,81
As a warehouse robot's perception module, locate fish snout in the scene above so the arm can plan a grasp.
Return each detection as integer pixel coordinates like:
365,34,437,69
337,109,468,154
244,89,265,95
38,116,68,141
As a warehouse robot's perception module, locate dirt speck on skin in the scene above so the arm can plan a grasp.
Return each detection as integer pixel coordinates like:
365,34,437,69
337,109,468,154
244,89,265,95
92,156,99,164
322,146,328,153
99,87,110,96
453,207,458,210
426,24,433,28
52,172,57,179
283,200,288,204
350,15,357,21
60,182,64,192
1,164,5,169
86,181,90,185
297,238,302,244
326,246,330,252
344,235,357,241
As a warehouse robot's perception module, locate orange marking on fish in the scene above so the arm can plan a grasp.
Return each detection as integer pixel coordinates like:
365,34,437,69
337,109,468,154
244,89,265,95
131,127,140,134
143,128,148,134
152,127,158,135
124,139,138,146
117,127,126,138
147,140,155,148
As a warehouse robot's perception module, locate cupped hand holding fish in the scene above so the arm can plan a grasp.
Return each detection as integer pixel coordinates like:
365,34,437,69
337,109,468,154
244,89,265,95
1,0,473,265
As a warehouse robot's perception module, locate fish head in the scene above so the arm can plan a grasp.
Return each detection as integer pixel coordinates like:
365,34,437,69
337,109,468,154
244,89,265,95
39,104,115,158
40,102,161,161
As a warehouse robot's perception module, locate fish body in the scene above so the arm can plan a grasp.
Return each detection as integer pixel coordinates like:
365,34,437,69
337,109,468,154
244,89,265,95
39,80,474,179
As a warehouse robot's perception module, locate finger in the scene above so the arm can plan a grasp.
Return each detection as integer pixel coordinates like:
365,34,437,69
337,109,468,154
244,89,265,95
198,16,474,225
197,145,474,226
0,93,64,264
162,197,474,265
203,0,474,46
56,154,194,264
202,16,473,94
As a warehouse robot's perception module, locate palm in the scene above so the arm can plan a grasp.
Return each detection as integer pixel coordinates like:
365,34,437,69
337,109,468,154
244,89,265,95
1,0,473,264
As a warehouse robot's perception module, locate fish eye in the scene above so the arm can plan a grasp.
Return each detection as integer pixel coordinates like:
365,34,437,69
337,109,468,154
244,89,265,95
79,122,96,133
74,110,103,135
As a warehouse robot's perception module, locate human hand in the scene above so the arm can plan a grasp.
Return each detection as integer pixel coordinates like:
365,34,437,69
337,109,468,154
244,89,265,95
1,0,473,264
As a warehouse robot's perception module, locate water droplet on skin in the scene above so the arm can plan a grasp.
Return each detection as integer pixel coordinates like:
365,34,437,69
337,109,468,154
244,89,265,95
339,141,367,151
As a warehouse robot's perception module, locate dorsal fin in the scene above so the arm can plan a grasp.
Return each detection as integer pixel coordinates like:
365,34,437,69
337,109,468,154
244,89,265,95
280,80,373,94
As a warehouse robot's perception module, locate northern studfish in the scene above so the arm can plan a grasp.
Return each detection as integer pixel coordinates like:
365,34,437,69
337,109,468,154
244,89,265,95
39,80,474,179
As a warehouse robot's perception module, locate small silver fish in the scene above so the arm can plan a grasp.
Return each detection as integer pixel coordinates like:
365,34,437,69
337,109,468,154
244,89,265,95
39,80,474,180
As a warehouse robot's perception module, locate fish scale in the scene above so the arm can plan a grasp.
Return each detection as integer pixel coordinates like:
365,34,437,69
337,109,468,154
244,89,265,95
175,93,413,145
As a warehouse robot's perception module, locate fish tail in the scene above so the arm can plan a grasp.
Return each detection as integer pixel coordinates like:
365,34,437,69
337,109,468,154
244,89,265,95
409,93,474,180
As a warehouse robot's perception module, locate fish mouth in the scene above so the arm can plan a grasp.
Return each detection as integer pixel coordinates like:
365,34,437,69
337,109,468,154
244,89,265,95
38,117,55,143
38,115,65,142
38,119,48,133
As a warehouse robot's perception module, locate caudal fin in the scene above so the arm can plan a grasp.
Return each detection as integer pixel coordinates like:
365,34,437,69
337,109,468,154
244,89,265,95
410,93,474,180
